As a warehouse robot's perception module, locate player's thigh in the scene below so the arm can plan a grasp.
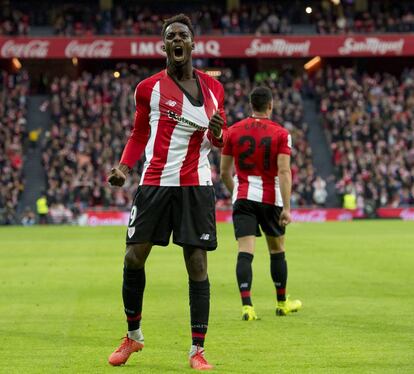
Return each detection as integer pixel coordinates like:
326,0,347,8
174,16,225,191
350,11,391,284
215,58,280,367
265,234,285,254
126,186,173,246
233,199,261,242
258,204,286,240
172,186,217,250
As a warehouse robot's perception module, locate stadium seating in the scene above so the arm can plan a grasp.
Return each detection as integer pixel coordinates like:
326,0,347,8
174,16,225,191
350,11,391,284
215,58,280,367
315,66,414,208
0,70,29,224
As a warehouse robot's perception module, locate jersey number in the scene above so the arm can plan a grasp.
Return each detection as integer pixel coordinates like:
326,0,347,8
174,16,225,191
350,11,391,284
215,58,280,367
238,136,271,170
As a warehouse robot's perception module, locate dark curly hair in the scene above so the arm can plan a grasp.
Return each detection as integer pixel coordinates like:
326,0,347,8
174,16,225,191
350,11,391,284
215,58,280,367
161,13,194,39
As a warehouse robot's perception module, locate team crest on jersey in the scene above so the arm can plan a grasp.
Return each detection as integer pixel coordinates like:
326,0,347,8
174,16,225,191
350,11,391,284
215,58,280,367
128,227,135,238
166,100,177,107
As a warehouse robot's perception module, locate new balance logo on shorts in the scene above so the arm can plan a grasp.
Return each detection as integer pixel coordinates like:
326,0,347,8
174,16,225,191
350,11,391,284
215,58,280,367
200,233,210,241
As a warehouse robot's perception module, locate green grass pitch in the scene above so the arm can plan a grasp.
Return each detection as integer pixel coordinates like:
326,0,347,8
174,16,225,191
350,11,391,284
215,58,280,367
0,221,413,373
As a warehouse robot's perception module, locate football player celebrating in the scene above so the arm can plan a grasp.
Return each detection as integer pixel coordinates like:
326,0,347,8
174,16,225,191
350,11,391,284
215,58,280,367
107,14,226,370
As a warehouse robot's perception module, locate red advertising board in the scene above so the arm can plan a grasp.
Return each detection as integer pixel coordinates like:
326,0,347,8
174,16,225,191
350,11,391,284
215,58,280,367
84,208,363,226
376,207,414,220
1,35,413,59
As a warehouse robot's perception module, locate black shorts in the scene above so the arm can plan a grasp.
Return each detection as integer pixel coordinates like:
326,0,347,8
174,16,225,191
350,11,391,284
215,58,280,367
126,186,217,250
232,199,285,239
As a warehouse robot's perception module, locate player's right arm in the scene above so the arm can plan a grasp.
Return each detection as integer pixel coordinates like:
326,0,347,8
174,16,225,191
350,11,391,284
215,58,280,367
108,82,151,187
277,131,292,226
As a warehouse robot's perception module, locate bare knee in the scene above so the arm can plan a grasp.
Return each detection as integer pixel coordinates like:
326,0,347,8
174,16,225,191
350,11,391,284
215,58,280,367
124,243,151,269
185,248,207,281
266,235,285,254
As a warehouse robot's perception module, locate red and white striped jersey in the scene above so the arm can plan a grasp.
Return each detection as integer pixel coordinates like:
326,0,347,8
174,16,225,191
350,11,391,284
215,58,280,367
120,69,227,186
222,117,291,206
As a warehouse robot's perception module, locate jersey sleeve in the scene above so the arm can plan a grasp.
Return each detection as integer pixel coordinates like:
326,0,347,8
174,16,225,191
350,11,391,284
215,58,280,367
278,130,292,155
120,82,151,168
207,83,228,148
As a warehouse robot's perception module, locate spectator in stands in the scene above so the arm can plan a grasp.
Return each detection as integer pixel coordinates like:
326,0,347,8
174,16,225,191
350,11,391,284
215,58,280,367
313,176,328,207
21,207,36,226
36,193,49,224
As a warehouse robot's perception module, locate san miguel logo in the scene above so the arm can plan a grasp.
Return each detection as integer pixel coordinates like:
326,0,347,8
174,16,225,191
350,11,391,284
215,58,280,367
1,40,49,58
338,37,404,55
245,38,311,56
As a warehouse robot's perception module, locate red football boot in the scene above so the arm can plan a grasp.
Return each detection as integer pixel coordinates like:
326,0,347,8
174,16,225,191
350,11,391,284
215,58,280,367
189,348,213,370
108,336,144,366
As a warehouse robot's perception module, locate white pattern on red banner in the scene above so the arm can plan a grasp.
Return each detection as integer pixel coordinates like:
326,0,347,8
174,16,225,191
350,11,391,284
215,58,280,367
2,36,413,59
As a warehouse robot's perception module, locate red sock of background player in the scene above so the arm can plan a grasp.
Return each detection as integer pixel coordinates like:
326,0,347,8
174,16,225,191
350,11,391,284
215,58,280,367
236,252,254,306
270,252,287,302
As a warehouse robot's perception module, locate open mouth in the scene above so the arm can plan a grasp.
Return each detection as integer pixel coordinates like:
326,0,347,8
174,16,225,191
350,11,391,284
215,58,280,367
173,46,184,60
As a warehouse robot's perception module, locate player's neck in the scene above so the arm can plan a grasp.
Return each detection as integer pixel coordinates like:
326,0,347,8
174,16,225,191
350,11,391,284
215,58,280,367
251,112,269,119
167,61,193,81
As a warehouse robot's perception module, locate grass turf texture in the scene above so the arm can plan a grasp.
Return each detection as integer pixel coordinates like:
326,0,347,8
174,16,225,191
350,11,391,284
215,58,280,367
0,221,413,373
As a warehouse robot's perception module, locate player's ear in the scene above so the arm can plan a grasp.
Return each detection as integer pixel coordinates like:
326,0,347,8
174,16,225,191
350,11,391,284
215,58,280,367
161,44,166,52
191,42,195,50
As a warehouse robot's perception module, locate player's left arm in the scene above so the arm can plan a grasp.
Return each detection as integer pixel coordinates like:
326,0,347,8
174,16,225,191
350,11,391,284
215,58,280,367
278,131,293,226
220,154,234,194
208,84,227,147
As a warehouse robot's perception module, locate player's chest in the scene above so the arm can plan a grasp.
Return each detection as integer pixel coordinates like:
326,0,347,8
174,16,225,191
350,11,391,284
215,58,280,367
151,81,217,133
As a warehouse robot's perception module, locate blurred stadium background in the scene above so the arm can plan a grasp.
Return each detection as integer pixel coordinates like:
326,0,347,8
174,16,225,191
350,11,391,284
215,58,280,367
1,0,414,225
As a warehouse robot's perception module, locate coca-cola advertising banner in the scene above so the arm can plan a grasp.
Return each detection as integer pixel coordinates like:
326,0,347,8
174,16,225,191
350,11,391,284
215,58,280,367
376,207,414,220
1,35,413,59
83,208,362,226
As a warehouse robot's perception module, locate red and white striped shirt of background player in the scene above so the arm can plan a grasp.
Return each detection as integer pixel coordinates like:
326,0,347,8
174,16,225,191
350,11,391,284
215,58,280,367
222,117,292,206
120,69,227,186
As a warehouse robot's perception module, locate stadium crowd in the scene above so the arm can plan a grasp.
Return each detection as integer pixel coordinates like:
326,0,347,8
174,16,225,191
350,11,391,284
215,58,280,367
0,70,29,224
39,66,315,222
0,7,29,35
50,2,291,36
314,1,414,34
315,66,414,209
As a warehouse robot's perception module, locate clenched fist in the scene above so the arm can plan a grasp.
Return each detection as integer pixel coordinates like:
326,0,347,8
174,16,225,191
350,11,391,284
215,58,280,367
209,111,224,139
108,167,127,187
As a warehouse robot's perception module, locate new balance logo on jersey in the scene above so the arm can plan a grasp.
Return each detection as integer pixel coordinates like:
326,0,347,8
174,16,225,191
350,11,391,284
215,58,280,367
166,100,177,107
200,233,210,240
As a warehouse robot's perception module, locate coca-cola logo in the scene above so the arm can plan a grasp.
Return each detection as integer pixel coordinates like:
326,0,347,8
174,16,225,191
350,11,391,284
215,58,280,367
1,40,49,58
291,210,327,222
130,40,220,57
245,38,311,56
400,209,414,220
65,40,113,58
338,37,404,55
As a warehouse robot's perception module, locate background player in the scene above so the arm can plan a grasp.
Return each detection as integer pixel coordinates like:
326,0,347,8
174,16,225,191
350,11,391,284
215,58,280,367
107,14,226,370
220,86,301,320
